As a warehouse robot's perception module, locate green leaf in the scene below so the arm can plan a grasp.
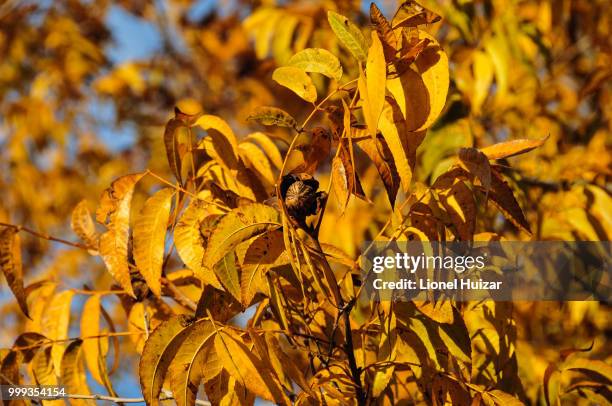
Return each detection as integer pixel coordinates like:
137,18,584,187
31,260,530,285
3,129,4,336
327,11,368,62
272,66,317,103
287,48,343,80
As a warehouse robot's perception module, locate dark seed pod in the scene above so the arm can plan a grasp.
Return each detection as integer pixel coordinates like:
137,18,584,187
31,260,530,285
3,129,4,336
280,173,324,225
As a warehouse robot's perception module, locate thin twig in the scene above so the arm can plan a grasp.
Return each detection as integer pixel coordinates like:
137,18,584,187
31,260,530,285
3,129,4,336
11,332,142,352
0,222,92,250
145,170,229,212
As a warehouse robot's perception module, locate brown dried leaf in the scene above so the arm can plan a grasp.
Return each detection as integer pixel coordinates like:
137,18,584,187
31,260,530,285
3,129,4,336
356,135,400,206
488,169,531,234
370,3,397,60
440,180,476,241
459,147,492,193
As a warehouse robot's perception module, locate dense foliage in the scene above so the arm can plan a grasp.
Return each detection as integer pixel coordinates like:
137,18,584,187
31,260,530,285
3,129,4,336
0,0,610,405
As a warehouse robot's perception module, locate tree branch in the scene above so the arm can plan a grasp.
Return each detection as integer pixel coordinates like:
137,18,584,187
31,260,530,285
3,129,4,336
343,298,366,406
43,392,211,405
161,277,197,311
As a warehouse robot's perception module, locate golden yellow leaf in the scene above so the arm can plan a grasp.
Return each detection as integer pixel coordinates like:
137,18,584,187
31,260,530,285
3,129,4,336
174,200,223,290
331,156,350,212
97,172,145,297
167,319,217,406
61,340,95,406
378,99,413,192
472,50,494,114
71,200,99,252
272,66,317,103
80,295,109,387
413,31,449,130
480,136,548,160
205,203,281,270
355,136,400,206
365,31,387,138
133,188,174,297
139,315,194,406
42,290,73,373
32,347,65,406
239,141,276,185
440,180,476,241
245,132,283,169
236,230,283,306
0,227,29,317
195,115,240,171
287,48,343,81
370,3,398,59
214,252,241,304
214,328,286,403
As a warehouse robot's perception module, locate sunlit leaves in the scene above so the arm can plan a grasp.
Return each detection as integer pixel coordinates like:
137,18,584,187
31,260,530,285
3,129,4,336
97,172,145,297
0,227,29,317
327,11,368,62
133,188,174,297
287,48,343,81
272,66,317,103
